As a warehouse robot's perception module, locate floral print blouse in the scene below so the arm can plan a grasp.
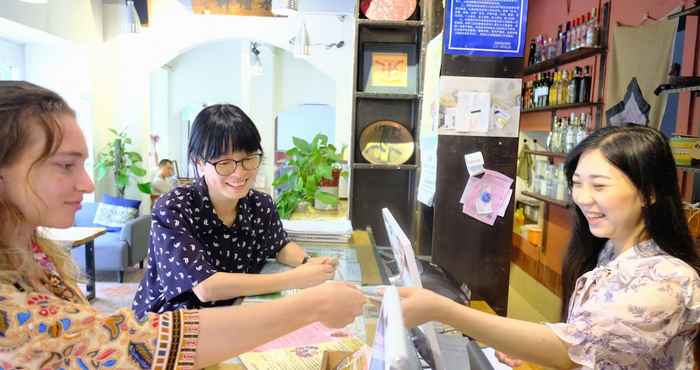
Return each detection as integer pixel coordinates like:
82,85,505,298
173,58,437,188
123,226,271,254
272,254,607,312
547,239,700,369
0,242,200,369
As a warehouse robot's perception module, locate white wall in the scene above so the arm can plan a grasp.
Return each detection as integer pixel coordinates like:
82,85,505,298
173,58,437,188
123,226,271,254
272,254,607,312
167,39,243,174
0,37,24,79
1,0,356,204
0,0,103,44
274,49,335,112
153,39,336,192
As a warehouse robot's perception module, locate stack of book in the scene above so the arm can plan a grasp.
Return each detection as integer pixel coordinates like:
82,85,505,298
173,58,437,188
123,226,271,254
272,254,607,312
282,219,353,244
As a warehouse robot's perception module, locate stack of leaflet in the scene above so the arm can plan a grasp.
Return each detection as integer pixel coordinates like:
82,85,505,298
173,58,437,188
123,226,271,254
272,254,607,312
282,219,353,244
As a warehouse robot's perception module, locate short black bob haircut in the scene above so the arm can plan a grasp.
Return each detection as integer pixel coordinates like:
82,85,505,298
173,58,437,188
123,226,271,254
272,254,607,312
187,104,263,169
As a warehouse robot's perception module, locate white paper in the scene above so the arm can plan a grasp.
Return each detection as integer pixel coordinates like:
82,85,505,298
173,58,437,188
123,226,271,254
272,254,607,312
456,91,491,133
382,209,445,370
368,286,418,370
438,76,521,138
464,152,485,177
281,219,353,243
417,135,438,207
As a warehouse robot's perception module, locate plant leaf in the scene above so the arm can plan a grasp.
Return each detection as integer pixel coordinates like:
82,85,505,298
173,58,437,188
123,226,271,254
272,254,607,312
115,173,129,188
137,182,152,194
129,165,147,177
95,165,108,181
315,190,338,205
126,152,143,163
292,137,311,153
318,164,332,179
272,172,291,186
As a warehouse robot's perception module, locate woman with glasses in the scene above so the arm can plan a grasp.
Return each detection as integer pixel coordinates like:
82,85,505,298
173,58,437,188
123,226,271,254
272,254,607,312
133,104,339,317
0,83,365,368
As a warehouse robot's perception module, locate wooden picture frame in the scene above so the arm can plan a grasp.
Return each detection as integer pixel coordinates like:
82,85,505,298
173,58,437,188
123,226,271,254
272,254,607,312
361,43,418,94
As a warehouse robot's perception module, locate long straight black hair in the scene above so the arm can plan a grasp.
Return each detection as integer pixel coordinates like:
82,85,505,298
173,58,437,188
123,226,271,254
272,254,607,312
561,124,700,320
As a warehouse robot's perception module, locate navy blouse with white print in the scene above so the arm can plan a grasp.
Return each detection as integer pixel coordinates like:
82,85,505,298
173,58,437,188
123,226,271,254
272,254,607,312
132,177,289,318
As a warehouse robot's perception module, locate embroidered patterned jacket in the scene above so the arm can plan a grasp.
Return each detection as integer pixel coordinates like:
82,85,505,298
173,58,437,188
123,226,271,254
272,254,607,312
0,243,200,369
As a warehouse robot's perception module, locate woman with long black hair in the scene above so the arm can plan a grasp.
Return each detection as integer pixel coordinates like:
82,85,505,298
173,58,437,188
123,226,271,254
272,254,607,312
399,125,700,369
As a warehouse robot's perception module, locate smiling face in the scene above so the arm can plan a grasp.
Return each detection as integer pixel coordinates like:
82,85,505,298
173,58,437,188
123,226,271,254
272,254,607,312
0,114,94,229
571,149,646,247
198,151,259,201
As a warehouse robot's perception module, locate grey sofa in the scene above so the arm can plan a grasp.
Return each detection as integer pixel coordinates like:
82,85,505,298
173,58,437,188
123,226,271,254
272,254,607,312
72,202,150,282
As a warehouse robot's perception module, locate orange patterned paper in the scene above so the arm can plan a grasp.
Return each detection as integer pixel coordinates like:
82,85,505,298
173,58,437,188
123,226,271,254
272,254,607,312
370,52,408,87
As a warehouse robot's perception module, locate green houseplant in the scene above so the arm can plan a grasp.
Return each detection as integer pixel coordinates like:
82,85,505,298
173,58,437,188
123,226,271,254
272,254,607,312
273,134,344,219
95,128,151,198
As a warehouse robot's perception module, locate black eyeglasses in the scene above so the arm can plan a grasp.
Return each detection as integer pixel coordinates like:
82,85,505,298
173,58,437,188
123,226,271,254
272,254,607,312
208,154,262,176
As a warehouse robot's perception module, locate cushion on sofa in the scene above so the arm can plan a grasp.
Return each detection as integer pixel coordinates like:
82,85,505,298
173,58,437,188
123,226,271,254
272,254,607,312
93,194,141,232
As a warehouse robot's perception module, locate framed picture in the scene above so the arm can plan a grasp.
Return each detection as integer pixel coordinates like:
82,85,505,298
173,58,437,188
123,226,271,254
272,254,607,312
361,43,418,94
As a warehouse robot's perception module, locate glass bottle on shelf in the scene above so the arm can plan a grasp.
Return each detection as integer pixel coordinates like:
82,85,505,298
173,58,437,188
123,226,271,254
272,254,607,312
573,67,582,103
567,68,577,104
579,66,592,103
539,162,551,197
548,71,559,106
547,115,558,152
547,163,558,199
556,24,564,56
558,116,569,153
562,21,571,54
565,113,578,152
556,164,567,201
589,8,600,47
543,72,551,106
576,112,589,144
528,38,537,65
559,69,569,105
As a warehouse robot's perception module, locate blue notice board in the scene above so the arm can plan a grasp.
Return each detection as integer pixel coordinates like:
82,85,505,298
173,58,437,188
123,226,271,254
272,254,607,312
445,0,529,57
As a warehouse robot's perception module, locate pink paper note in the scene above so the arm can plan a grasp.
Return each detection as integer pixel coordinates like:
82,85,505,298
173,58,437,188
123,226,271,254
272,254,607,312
253,322,352,352
461,170,513,226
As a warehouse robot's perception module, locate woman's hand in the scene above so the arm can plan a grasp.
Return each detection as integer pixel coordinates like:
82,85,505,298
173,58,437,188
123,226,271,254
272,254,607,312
398,287,446,328
302,282,365,328
286,262,335,289
495,351,524,367
306,256,338,267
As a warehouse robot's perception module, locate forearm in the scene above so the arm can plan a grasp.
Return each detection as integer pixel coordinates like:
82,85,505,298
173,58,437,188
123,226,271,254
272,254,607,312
276,242,306,267
194,292,318,368
194,271,296,302
436,298,576,369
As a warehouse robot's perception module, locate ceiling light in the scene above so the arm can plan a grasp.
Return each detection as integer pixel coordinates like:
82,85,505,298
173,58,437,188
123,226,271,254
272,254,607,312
125,0,142,34
19,0,48,3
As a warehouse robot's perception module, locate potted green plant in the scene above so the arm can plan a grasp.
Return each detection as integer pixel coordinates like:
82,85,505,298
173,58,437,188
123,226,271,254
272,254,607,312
273,134,344,219
95,128,151,198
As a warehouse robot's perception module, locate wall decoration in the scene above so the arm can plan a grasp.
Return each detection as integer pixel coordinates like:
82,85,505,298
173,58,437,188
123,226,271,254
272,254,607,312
192,0,274,16
359,120,415,165
438,76,521,138
361,43,417,94
363,0,416,21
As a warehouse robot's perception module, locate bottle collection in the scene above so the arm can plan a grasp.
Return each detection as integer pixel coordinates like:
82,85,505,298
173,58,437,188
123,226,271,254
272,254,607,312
531,161,568,202
527,7,600,66
522,66,592,110
546,112,590,154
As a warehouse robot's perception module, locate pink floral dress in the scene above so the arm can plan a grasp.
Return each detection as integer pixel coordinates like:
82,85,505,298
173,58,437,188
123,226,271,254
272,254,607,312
547,240,700,369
